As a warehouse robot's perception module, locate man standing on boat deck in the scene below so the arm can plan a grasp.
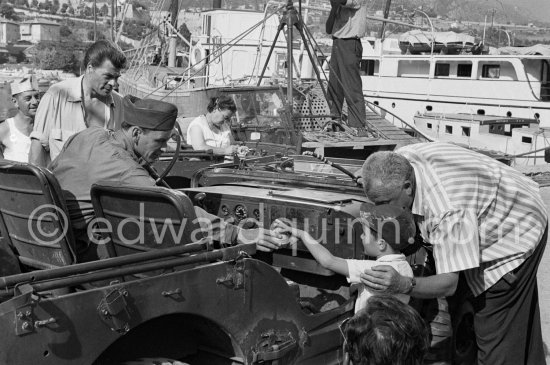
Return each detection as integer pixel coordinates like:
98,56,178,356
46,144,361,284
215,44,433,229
29,40,126,167
359,142,547,365
326,0,367,130
0,76,40,162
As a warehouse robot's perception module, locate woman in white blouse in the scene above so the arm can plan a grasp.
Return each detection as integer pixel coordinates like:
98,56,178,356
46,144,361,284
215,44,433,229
186,96,238,156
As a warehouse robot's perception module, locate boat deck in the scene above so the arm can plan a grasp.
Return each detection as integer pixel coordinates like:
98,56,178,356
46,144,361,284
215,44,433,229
365,110,424,146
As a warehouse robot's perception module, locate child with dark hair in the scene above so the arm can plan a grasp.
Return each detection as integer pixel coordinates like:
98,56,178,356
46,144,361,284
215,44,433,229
341,294,430,365
272,202,415,313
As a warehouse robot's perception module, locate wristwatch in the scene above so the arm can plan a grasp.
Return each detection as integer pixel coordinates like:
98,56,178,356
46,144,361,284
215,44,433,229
405,277,416,294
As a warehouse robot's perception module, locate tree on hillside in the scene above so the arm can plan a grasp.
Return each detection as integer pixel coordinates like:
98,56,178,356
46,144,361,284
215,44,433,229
51,0,60,14
26,41,81,74
0,4,19,20
67,5,74,14
14,0,29,8
82,6,92,17
100,3,108,16
30,0,38,8
39,0,52,12
60,25,71,36
60,3,68,13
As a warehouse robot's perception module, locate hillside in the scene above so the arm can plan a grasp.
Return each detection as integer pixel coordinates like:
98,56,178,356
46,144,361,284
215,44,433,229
376,0,550,25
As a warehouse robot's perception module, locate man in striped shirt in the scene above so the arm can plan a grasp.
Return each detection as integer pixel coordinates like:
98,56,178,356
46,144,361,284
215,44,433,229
359,142,547,365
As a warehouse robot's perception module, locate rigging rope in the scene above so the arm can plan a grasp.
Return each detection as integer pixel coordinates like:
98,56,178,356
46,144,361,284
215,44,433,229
146,5,285,100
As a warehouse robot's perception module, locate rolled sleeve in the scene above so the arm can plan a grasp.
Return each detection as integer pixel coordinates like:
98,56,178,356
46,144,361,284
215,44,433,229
346,259,376,283
343,0,361,9
31,91,55,148
430,210,481,274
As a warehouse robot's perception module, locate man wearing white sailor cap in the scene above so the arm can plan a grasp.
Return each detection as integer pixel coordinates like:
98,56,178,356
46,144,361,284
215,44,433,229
0,76,40,162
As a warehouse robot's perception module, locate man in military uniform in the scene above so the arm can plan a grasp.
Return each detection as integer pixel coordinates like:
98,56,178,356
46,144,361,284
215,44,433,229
50,95,285,261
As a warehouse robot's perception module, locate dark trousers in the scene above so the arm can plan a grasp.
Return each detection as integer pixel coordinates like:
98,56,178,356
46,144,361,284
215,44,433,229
472,224,547,365
327,38,366,129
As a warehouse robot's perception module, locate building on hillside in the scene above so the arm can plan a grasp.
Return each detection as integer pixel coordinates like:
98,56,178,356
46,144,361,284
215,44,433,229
116,3,149,21
20,20,60,43
0,18,20,46
150,10,201,34
94,2,114,17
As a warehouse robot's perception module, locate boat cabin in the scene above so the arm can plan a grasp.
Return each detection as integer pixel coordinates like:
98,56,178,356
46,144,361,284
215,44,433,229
414,112,550,164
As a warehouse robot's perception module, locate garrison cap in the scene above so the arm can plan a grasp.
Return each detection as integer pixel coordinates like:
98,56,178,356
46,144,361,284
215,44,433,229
123,95,178,131
359,202,416,251
11,75,39,96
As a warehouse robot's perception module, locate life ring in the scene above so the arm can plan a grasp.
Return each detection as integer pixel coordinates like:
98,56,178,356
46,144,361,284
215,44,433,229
190,41,206,71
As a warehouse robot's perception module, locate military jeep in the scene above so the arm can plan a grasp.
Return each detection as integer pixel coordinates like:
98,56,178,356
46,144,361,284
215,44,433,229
0,152,473,364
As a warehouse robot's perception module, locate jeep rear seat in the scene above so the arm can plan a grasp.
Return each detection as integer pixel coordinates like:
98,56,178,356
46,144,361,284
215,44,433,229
91,182,205,257
0,161,77,269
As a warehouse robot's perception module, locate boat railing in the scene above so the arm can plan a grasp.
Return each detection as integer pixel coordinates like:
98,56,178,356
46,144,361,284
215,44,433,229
364,99,434,142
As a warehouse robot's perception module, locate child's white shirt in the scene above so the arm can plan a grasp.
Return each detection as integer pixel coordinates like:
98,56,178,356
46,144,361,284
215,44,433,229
346,254,414,313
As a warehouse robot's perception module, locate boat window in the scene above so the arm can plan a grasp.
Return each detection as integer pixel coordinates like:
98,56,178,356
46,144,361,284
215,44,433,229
457,64,472,77
445,125,453,134
522,136,532,144
397,60,430,78
359,60,378,76
462,127,470,136
489,124,505,135
435,63,450,77
427,123,432,129
482,65,500,79
504,124,529,137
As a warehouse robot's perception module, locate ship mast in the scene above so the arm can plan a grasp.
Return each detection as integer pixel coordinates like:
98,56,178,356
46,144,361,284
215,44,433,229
167,0,179,67
379,0,392,38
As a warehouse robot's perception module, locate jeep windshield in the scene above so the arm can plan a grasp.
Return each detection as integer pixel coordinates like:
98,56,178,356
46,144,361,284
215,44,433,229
221,87,299,148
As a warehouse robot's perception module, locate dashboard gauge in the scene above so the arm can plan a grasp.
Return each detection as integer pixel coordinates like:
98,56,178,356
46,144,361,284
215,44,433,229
253,208,261,221
234,205,248,221
221,205,230,216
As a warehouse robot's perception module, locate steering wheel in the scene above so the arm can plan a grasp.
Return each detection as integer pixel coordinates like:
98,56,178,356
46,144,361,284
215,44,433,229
155,132,181,186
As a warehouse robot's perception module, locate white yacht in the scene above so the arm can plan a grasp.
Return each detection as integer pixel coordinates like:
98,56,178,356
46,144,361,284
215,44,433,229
359,38,550,129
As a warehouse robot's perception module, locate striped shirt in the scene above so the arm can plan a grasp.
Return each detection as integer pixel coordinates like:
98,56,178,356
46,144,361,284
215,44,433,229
397,143,547,296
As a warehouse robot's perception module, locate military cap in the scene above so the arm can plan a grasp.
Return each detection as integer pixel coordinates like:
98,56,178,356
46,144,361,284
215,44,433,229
359,202,416,251
11,75,39,96
123,95,178,131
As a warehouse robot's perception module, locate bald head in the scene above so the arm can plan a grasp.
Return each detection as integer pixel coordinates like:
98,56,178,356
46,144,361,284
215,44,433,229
362,151,414,203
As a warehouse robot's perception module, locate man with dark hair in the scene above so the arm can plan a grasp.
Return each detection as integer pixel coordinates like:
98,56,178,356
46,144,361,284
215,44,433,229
326,0,367,130
50,95,285,261
342,295,430,365
359,142,548,365
29,40,126,166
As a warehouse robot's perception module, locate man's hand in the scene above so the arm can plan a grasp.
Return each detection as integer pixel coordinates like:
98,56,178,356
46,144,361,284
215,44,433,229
359,265,410,294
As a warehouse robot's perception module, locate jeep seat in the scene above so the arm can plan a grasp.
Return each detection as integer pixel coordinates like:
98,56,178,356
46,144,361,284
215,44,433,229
91,182,205,257
0,161,77,269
